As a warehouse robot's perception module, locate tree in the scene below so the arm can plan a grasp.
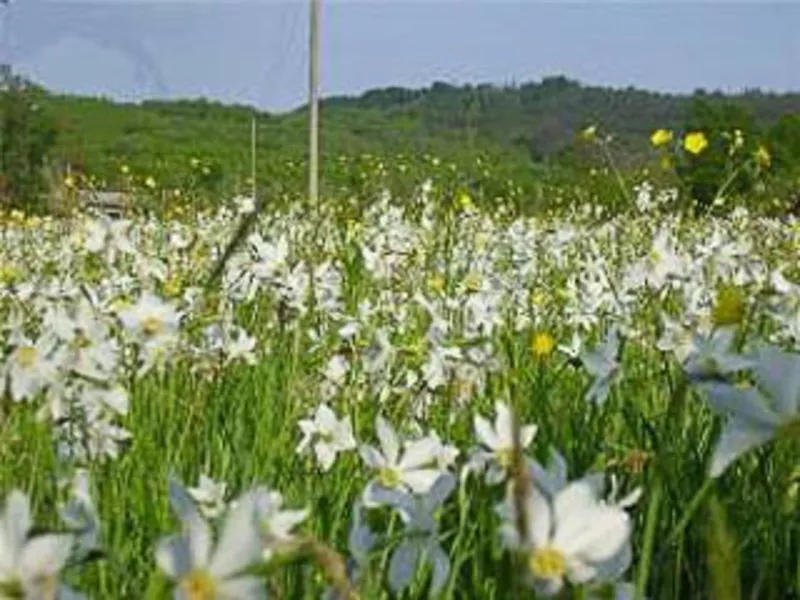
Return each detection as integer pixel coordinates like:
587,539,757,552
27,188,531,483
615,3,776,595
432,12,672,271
0,69,59,212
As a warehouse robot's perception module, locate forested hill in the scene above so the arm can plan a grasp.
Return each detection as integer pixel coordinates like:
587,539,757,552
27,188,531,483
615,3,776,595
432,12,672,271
33,75,800,189
321,76,800,158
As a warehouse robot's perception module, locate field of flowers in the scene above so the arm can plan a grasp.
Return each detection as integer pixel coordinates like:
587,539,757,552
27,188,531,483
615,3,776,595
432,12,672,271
0,179,798,599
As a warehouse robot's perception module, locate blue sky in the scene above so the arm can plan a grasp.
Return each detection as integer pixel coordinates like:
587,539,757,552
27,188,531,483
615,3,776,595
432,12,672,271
1,1,798,112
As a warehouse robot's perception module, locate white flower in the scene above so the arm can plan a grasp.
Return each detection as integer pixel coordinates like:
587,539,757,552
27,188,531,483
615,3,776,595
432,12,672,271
499,479,633,596
699,344,800,477
156,485,265,600
118,291,180,341
360,417,442,503
3,335,61,402
296,404,357,472
0,490,80,599
428,431,460,471
188,475,229,520
466,401,537,484
251,488,308,562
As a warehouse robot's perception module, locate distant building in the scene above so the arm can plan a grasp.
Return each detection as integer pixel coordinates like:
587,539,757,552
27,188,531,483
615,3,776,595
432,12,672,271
77,189,130,219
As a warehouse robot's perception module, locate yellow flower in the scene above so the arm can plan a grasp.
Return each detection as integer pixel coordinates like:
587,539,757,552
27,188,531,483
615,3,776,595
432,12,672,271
120,164,130,175
145,176,156,189
650,129,673,147
755,145,771,169
581,125,598,142
64,175,75,189
458,192,474,211
683,132,709,155
531,332,555,358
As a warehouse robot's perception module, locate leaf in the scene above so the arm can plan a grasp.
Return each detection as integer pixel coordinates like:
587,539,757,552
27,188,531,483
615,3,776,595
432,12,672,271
706,495,741,600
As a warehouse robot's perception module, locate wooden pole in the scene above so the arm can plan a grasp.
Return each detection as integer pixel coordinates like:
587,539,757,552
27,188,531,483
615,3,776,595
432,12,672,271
251,115,257,200
308,0,320,207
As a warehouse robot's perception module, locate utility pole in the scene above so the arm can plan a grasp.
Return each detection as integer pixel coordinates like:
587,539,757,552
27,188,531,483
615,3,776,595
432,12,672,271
308,0,320,208
250,114,257,200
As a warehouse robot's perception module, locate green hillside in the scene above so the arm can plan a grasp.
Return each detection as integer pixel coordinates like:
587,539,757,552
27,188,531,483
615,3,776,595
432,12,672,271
5,75,800,205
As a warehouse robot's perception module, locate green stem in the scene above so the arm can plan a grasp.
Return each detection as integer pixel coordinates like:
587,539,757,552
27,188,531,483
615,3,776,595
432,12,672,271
636,479,662,600
665,477,715,547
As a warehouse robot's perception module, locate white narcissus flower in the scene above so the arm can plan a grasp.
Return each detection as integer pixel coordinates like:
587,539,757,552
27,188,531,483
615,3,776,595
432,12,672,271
700,344,800,477
499,479,633,597
3,335,61,402
252,488,308,562
466,401,537,484
360,416,442,504
0,489,82,600
156,484,266,600
296,404,356,472
118,291,180,342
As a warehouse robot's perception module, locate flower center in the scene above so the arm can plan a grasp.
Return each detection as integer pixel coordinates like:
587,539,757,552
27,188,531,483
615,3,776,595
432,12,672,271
531,333,555,358
378,467,402,488
141,315,165,336
464,272,482,293
529,546,567,579
495,448,514,469
317,430,335,444
180,569,216,600
15,346,38,369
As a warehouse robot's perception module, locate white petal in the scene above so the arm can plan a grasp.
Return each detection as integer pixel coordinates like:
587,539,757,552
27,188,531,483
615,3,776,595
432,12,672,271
526,486,552,548
388,539,421,593
358,445,386,469
494,402,513,446
532,574,564,597
710,418,775,478
520,425,538,449
155,534,193,579
209,492,262,578
474,415,498,450
19,534,74,578
376,417,400,465
553,481,597,531
426,540,451,595
216,575,267,599
556,505,631,565
399,437,438,470
3,490,32,557
314,442,338,472
187,512,213,569
401,469,441,494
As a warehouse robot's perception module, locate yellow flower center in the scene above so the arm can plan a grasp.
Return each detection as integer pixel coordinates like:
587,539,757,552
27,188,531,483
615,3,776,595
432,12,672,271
141,315,165,336
531,333,555,358
529,546,567,579
180,569,216,600
0,265,20,285
495,447,514,469
464,272,482,293
427,274,446,294
15,346,38,369
378,467,402,489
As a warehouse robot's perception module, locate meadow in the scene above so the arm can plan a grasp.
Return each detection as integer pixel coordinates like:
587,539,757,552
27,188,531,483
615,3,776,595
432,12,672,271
1,149,799,600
